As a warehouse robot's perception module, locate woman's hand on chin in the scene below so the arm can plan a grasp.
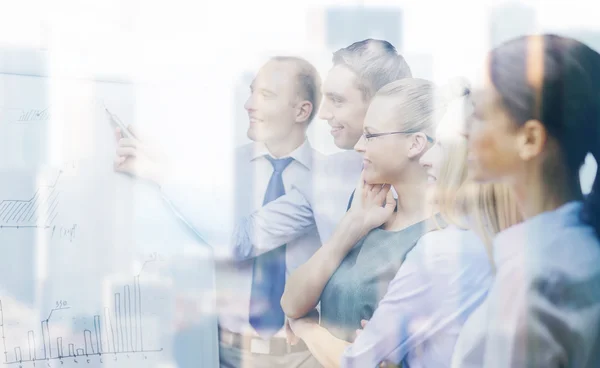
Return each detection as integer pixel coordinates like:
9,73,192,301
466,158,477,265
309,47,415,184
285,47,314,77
348,172,396,233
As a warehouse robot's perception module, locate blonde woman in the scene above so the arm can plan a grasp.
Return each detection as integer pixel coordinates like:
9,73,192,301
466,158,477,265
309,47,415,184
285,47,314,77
347,134,519,368
282,79,521,367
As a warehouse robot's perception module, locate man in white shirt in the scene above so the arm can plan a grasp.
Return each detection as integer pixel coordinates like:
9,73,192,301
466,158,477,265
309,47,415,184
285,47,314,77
114,56,323,367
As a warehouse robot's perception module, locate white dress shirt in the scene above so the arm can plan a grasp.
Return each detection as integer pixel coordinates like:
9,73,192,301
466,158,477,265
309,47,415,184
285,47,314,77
160,140,324,336
341,225,493,368
230,149,362,255
452,201,600,368
161,146,362,262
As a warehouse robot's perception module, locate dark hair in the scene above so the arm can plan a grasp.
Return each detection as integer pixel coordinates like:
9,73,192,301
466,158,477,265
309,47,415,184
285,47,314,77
271,56,322,123
332,39,412,101
489,34,600,237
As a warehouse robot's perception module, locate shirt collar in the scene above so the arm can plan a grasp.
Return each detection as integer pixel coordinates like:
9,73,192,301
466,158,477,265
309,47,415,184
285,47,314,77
492,200,583,268
250,139,313,170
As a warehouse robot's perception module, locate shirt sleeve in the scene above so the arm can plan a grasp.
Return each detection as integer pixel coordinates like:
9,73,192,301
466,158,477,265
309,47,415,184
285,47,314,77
160,175,317,261
340,243,433,368
482,272,571,368
341,233,492,368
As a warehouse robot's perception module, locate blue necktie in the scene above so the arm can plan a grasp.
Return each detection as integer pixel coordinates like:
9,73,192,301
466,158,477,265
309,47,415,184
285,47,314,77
249,156,293,338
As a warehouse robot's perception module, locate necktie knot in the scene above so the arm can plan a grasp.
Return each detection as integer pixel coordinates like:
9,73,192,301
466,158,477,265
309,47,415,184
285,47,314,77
265,156,293,173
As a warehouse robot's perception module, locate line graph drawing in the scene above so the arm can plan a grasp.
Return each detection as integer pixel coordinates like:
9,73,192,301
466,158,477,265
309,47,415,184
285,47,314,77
0,172,62,230
0,107,51,125
0,256,164,365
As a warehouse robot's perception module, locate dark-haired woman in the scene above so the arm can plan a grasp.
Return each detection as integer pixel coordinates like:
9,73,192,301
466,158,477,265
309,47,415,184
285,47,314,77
453,34,600,367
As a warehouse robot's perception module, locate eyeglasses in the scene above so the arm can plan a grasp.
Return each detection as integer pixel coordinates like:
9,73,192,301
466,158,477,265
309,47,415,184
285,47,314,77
363,130,435,143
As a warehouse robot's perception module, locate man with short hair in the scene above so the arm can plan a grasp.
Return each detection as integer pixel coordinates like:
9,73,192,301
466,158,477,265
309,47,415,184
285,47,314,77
323,38,413,150
114,56,324,367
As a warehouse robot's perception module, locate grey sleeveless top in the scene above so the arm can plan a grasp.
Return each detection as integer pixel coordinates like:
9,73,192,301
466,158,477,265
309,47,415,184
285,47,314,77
319,217,438,342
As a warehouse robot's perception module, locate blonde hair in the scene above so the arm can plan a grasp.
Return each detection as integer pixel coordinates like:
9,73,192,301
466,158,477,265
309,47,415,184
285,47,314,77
436,134,522,264
375,78,449,139
375,78,472,145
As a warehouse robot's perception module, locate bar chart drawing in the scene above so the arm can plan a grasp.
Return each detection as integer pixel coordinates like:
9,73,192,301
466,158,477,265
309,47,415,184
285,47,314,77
0,171,62,230
41,303,71,360
0,276,163,365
